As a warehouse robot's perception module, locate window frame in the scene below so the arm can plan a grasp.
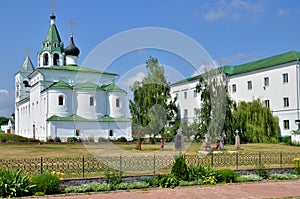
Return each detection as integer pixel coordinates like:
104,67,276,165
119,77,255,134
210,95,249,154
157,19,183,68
247,81,252,90
283,73,288,83
232,84,237,93
264,77,269,87
58,95,64,106
283,97,289,107
283,120,290,130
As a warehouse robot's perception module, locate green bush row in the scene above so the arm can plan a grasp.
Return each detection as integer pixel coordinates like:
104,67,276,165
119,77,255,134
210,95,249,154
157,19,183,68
0,168,60,198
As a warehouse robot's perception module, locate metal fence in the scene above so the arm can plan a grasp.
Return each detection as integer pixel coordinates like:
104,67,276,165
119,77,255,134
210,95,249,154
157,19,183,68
0,152,300,178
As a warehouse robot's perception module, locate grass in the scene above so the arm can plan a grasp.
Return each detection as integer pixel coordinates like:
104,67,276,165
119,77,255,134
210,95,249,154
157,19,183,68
0,141,300,160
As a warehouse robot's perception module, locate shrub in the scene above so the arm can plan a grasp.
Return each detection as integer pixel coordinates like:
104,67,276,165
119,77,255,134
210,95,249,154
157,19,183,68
128,181,149,189
116,137,127,142
54,137,61,142
141,176,156,186
87,135,95,142
67,137,79,143
64,183,110,193
187,164,219,183
0,133,39,143
254,164,269,179
104,168,122,189
154,174,179,188
98,137,109,142
271,173,298,180
46,137,54,142
236,174,263,182
171,154,188,180
0,168,35,198
217,169,238,183
31,174,60,195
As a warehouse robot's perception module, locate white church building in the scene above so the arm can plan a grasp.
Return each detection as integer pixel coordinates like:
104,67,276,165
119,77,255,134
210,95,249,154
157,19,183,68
14,12,132,141
171,51,300,138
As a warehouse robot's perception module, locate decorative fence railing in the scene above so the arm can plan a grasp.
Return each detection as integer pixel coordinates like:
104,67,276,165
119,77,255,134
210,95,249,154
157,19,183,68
0,152,300,178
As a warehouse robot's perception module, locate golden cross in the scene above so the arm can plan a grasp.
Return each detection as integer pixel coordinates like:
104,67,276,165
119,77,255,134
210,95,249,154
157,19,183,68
25,48,32,56
68,19,76,33
50,3,55,14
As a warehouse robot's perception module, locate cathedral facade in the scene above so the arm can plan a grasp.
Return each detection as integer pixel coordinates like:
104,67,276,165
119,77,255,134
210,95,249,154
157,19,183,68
15,12,132,141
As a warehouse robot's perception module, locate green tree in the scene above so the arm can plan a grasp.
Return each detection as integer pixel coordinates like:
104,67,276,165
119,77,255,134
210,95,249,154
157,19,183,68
195,68,234,144
129,56,178,142
233,99,279,143
0,117,9,126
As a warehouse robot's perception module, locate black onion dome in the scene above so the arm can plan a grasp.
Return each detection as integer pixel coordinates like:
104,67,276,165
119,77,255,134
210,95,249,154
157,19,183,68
65,34,80,56
50,13,56,20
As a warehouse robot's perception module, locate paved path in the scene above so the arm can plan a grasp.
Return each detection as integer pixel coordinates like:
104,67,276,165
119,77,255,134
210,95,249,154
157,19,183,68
36,180,300,199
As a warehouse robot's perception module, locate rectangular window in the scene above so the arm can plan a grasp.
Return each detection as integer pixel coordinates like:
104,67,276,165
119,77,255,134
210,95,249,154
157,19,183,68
193,90,197,98
283,120,290,130
283,73,288,83
283,97,289,107
184,109,188,118
232,84,237,93
184,91,187,99
89,96,94,106
116,98,120,108
247,81,252,90
264,77,269,87
58,96,64,106
264,100,270,108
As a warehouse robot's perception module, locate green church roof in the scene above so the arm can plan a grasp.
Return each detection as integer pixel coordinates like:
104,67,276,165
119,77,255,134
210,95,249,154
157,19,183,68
172,51,300,85
48,80,72,89
230,51,300,75
20,56,35,73
103,84,126,92
73,82,103,90
38,65,117,75
40,14,64,54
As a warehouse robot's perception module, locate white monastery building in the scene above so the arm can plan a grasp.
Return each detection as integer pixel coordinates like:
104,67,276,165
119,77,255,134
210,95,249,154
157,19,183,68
171,51,300,137
15,12,132,141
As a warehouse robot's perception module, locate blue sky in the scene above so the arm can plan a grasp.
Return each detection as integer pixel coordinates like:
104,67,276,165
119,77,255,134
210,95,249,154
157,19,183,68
0,0,299,117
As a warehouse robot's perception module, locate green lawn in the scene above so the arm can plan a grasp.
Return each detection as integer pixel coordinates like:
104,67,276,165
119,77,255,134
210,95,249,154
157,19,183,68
0,142,300,160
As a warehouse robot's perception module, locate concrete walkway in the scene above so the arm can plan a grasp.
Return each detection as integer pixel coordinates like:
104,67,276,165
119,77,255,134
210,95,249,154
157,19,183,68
36,180,300,199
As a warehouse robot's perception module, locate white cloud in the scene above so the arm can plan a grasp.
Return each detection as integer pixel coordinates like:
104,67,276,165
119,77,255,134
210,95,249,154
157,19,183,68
118,72,146,90
204,9,227,21
278,8,288,16
201,0,264,22
0,89,9,94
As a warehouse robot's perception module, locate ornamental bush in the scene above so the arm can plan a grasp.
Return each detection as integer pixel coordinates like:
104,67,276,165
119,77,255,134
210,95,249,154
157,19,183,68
31,174,60,195
171,154,188,181
0,168,35,198
217,169,238,183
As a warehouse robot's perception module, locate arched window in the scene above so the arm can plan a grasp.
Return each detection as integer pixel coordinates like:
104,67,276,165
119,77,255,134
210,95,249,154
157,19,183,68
89,96,94,106
75,129,80,136
109,129,113,137
43,53,49,66
58,95,64,106
116,98,120,108
53,53,59,66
